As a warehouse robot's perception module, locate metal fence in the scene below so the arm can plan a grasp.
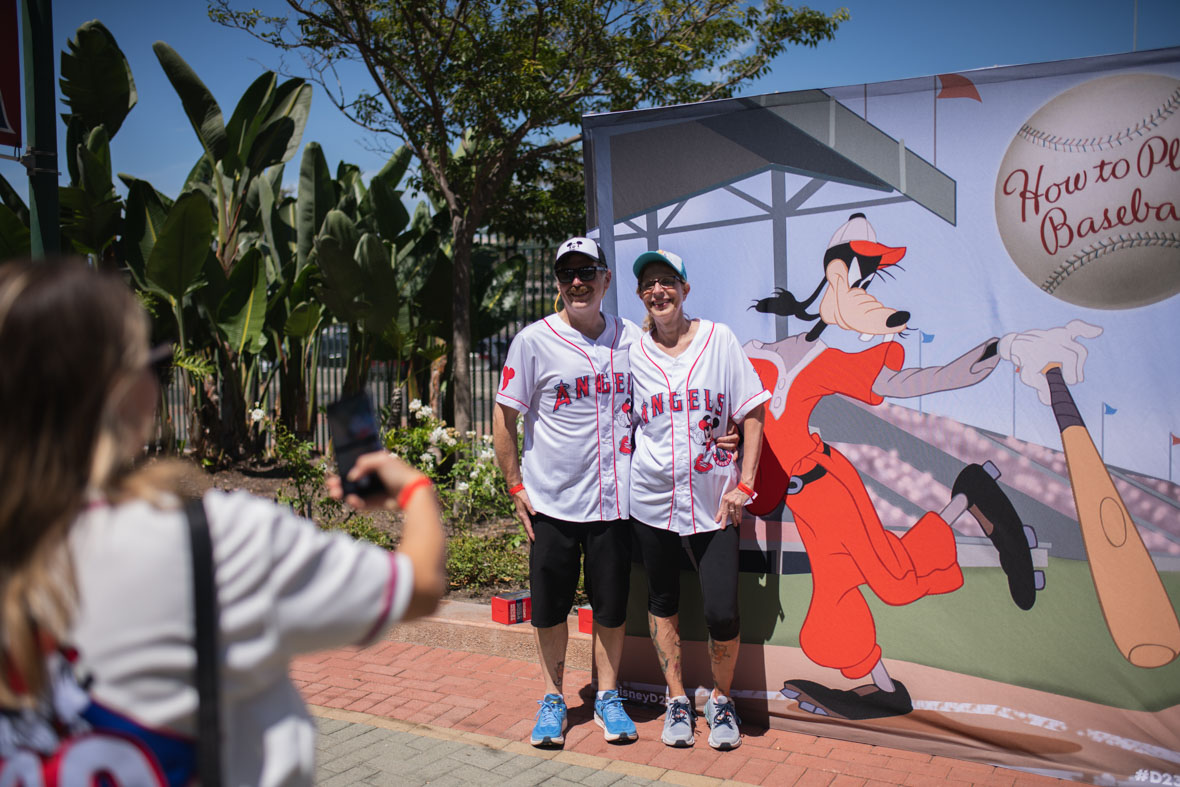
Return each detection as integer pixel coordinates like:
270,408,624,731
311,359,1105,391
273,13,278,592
156,240,560,454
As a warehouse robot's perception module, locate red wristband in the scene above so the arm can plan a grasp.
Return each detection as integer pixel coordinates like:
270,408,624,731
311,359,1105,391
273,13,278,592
397,476,433,509
507,483,525,496
737,482,757,500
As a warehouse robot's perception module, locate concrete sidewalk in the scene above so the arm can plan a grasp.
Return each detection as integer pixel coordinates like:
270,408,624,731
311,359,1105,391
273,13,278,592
297,601,1072,786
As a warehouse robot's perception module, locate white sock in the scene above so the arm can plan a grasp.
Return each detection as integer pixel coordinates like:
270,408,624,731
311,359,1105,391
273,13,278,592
712,694,731,704
669,694,690,704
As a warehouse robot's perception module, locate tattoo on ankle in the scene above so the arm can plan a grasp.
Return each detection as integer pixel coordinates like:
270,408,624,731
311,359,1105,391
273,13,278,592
554,659,565,690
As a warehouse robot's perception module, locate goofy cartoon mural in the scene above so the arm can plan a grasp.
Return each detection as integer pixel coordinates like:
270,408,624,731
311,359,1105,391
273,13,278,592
745,213,1102,720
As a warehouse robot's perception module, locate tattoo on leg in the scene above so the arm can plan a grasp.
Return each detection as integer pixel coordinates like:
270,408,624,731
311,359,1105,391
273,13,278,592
648,612,681,682
554,659,565,691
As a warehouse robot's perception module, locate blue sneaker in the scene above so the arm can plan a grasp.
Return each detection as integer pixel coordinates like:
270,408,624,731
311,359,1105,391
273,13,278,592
530,693,567,747
594,689,638,742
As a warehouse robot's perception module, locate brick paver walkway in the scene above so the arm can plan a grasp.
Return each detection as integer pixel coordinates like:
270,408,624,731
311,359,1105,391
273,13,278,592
295,612,1075,786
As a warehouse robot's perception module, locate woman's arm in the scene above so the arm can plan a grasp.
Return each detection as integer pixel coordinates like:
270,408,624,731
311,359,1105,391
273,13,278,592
715,404,765,528
329,451,446,620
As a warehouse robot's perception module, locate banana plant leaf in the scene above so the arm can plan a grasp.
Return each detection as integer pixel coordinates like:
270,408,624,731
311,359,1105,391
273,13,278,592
59,21,137,139
119,175,173,290
145,191,213,300
217,247,268,356
296,142,335,274
152,41,228,163
0,204,30,259
0,172,29,226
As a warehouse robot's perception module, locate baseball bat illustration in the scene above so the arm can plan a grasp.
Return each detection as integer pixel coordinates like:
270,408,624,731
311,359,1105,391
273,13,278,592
1043,363,1180,668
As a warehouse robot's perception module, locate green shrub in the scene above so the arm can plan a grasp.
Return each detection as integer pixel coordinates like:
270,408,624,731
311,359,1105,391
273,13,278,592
446,532,528,590
384,399,515,526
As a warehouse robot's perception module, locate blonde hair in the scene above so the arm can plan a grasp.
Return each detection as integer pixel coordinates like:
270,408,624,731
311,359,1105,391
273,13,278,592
0,259,195,706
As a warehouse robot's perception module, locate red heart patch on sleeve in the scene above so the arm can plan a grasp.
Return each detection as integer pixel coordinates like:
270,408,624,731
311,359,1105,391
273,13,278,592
500,366,516,391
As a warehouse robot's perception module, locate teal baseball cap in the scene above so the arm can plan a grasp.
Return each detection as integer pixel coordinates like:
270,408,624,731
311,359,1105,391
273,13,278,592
632,249,688,281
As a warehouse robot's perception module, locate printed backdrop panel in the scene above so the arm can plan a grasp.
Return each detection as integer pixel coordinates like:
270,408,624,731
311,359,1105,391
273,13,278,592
584,47,1180,784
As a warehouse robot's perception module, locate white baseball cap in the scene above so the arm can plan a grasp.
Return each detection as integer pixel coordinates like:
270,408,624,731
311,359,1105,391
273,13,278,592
826,213,906,266
555,237,605,266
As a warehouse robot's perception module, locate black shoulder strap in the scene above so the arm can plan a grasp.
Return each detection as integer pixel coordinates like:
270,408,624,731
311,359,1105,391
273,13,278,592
184,497,222,787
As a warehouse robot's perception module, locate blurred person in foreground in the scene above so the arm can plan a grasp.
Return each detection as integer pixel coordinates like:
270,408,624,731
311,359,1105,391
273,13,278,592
627,250,769,751
0,258,445,786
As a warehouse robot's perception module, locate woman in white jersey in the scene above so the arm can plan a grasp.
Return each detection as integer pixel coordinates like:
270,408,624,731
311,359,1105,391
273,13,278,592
628,250,769,751
0,258,446,786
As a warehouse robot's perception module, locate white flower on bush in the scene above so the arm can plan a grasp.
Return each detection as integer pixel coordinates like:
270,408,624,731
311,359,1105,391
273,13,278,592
477,448,495,463
465,430,476,439
455,481,470,492
417,405,434,419
250,407,266,423
418,452,435,467
428,426,449,446
409,398,422,411
481,434,493,444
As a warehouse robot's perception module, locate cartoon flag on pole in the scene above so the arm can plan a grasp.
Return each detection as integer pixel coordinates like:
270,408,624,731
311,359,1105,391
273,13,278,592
1103,403,1118,415
936,73,982,102
920,331,935,343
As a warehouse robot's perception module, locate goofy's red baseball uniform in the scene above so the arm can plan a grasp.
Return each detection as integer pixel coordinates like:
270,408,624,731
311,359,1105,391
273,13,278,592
746,337,964,681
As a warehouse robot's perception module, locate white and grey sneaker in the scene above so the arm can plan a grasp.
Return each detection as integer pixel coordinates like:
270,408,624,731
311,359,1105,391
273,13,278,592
660,696,695,747
705,694,742,750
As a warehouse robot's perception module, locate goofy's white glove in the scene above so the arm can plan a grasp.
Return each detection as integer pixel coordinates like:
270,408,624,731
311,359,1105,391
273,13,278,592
998,319,1103,405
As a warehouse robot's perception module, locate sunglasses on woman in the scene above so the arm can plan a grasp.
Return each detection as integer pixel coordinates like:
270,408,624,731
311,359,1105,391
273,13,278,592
639,276,682,293
555,265,607,283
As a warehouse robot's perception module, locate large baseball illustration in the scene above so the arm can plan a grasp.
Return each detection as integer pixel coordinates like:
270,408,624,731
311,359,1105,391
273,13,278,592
995,74,1180,309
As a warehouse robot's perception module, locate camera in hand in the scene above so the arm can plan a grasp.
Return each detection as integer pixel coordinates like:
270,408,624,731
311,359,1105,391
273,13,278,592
326,393,384,497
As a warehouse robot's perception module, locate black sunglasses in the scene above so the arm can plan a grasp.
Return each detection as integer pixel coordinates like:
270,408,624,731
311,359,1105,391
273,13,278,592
555,265,607,284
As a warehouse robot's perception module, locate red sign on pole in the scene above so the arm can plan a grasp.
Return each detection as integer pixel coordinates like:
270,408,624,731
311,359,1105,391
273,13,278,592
0,0,22,148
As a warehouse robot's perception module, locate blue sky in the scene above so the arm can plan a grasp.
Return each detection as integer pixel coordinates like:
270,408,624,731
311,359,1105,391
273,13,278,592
3,0,1180,198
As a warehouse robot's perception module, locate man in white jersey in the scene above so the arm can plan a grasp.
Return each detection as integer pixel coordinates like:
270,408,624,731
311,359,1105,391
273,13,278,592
492,236,640,746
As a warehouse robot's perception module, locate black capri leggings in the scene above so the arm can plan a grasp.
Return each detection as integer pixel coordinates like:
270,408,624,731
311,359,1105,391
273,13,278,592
632,520,740,642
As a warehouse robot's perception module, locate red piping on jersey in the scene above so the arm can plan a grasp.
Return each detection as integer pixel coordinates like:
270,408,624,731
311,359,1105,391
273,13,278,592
495,392,530,412
732,390,767,421
607,315,624,520
359,551,400,646
683,321,716,535
543,316,607,519
639,337,676,532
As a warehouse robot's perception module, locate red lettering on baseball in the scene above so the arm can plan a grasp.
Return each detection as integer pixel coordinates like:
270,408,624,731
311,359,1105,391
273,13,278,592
1039,188,1180,254
1092,157,1130,183
1138,135,1180,178
670,392,683,411
1041,208,1072,255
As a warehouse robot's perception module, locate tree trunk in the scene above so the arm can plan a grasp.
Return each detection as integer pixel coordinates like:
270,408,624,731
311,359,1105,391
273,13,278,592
450,218,474,433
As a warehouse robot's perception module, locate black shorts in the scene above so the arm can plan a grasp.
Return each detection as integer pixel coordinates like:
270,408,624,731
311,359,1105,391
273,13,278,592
632,520,741,642
529,511,632,629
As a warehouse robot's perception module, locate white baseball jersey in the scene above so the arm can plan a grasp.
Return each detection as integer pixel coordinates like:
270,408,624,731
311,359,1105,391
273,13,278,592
65,490,410,787
496,313,640,522
630,319,771,535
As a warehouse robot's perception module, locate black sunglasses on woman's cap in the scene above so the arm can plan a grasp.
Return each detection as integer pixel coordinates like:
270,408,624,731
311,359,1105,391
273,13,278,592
555,265,608,284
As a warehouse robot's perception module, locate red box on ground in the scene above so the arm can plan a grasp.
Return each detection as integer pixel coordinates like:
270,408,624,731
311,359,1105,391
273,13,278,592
491,591,531,625
577,605,593,634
